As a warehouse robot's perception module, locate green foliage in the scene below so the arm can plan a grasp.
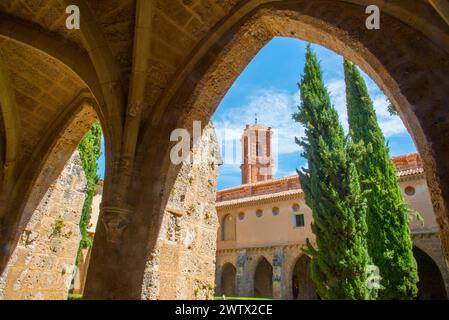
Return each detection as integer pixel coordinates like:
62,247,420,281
387,103,399,116
293,45,375,300
76,122,102,265
52,218,65,237
344,59,418,299
410,210,425,227
67,293,83,300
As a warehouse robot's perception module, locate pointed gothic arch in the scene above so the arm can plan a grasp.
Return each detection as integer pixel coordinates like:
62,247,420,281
220,263,237,297
414,246,448,300
253,256,273,299
291,254,318,300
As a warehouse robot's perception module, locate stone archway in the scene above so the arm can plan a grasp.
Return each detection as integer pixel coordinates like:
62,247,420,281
0,103,99,299
254,257,273,299
221,263,237,297
291,255,317,300
0,31,114,283
2,1,449,300
135,7,449,303
414,246,448,300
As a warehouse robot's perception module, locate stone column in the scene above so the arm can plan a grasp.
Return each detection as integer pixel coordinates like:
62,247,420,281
82,203,137,299
272,247,284,300
84,121,220,300
215,264,223,296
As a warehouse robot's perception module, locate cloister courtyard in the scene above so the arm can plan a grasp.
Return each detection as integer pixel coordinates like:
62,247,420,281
0,0,449,301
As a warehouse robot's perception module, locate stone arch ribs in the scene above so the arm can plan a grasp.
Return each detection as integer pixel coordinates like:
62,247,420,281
0,13,105,113
144,0,449,130
81,1,155,299
136,0,449,269
430,0,449,26
0,49,18,195
0,91,98,274
57,0,139,249
106,0,154,222
0,0,441,300
59,0,125,174
0,12,118,176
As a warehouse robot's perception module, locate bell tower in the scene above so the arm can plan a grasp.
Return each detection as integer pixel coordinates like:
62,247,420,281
240,118,273,184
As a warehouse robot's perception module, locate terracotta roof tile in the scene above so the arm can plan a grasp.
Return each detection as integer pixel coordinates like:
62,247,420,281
217,153,425,204
216,189,302,208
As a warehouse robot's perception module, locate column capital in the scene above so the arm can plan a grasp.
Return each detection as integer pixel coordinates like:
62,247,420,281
100,203,133,244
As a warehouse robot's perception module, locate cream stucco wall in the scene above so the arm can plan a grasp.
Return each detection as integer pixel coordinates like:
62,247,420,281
217,175,436,250
216,174,449,299
399,178,438,231
217,195,315,250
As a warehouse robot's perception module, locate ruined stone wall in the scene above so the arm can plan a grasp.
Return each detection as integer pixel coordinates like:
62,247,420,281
142,122,220,300
0,151,86,300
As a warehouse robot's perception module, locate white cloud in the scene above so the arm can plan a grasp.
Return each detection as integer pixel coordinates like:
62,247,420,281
327,78,408,137
214,89,305,160
213,78,408,170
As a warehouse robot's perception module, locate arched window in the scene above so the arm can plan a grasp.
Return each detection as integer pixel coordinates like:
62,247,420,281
238,212,245,220
222,214,236,241
272,207,280,216
256,209,263,218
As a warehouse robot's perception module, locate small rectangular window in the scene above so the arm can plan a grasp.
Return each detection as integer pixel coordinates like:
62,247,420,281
294,214,305,228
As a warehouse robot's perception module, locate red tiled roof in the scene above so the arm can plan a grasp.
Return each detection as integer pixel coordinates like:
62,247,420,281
216,188,302,208
396,167,424,177
217,153,424,204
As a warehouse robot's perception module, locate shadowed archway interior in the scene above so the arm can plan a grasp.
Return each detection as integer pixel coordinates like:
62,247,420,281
221,263,237,297
414,246,448,300
254,257,273,298
292,255,318,300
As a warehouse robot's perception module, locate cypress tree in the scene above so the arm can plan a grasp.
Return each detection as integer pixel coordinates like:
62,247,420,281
293,45,375,299
344,59,418,299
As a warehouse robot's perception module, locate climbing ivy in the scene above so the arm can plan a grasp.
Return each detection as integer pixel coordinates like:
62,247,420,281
76,122,102,265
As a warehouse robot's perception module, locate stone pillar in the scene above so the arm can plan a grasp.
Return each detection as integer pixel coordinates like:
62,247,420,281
272,248,283,300
82,203,138,299
236,250,250,297
139,121,219,300
84,121,220,300
215,264,223,296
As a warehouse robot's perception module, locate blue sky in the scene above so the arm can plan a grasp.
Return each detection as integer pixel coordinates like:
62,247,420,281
97,37,417,190
212,37,416,190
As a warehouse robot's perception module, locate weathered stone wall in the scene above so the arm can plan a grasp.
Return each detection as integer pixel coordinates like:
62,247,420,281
141,122,220,300
0,151,86,300
216,237,449,300
216,245,309,300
